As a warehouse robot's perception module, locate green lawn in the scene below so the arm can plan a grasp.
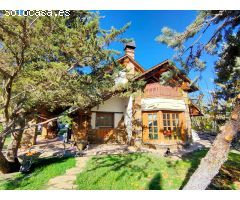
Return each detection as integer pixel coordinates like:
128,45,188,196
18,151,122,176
0,157,76,190
0,149,239,190
76,150,240,190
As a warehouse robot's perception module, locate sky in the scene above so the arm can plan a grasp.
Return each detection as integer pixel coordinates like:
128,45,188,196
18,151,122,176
97,10,219,101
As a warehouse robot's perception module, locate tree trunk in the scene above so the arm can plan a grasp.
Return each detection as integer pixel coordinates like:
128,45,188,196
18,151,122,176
0,151,21,173
2,77,14,125
0,151,12,174
0,136,6,151
183,101,240,190
6,112,25,159
0,112,26,173
32,126,38,145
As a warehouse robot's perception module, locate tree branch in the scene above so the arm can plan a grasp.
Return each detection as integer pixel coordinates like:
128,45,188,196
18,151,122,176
0,67,12,78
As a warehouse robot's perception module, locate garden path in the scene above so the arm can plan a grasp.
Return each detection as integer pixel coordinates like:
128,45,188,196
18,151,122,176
46,156,89,190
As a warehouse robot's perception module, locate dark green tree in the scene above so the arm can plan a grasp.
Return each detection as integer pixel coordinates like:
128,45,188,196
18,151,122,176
215,31,240,102
0,11,139,173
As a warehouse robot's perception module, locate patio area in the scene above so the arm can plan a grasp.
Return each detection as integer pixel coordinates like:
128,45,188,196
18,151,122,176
16,130,213,161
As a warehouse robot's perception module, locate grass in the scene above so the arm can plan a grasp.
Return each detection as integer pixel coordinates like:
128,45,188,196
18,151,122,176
0,149,239,190
0,157,76,190
76,150,240,190
76,150,207,190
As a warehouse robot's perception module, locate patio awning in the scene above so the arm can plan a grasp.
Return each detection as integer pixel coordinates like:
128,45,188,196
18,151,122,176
141,98,187,111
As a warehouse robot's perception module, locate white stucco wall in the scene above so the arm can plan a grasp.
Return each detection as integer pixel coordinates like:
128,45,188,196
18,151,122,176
115,113,124,128
91,96,129,129
91,96,127,113
91,112,96,129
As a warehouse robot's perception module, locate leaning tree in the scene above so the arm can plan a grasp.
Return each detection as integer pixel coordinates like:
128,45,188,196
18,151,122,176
0,11,141,173
156,10,240,189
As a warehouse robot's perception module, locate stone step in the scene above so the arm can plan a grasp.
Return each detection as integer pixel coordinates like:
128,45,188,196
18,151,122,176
47,183,75,190
48,175,76,184
65,168,81,175
46,156,89,190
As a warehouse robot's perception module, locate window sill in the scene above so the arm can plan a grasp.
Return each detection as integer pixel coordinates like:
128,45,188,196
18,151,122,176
95,127,114,129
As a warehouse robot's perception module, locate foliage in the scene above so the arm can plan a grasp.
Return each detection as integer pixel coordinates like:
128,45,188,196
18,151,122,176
215,31,240,101
0,11,132,114
0,11,139,172
213,31,240,126
59,114,73,126
0,11,141,162
0,157,75,190
191,93,223,132
156,11,240,73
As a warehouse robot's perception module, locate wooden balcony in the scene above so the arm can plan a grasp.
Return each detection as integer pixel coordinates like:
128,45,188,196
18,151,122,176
143,83,183,99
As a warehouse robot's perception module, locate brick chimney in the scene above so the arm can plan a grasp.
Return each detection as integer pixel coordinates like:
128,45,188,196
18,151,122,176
124,41,136,59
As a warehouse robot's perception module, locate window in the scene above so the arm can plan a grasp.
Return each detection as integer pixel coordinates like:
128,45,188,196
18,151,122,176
163,112,180,139
96,112,114,128
148,113,158,140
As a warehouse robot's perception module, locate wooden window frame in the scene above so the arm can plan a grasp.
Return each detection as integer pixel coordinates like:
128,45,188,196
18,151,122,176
95,112,114,128
147,113,158,140
162,112,181,139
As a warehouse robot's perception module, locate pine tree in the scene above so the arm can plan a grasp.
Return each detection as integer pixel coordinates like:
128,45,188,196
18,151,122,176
215,30,240,107
0,11,136,173
156,10,240,190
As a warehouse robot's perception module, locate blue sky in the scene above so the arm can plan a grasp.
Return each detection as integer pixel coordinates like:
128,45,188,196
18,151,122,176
97,10,218,101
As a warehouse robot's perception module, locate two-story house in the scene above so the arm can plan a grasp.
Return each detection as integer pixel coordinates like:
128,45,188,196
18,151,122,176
69,42,202,147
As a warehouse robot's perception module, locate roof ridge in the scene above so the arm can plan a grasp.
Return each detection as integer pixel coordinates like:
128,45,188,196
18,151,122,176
134,59,169,80
116,54,145,73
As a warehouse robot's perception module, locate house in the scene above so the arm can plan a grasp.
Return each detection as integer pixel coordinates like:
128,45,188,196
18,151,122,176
69,41,202,147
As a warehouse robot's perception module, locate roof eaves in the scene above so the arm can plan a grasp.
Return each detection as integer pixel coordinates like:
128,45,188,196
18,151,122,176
190,102,204,116
116,54,145,73
134,59,169,80
134,59,199,92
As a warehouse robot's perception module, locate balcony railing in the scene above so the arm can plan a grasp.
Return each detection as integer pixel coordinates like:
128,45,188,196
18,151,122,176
143,83,182,98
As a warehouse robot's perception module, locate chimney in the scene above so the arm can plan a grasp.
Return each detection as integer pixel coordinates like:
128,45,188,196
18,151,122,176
124,41,136,59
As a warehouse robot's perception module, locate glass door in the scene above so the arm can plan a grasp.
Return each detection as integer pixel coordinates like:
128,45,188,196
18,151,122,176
162,112,181,141
147,113,158,140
